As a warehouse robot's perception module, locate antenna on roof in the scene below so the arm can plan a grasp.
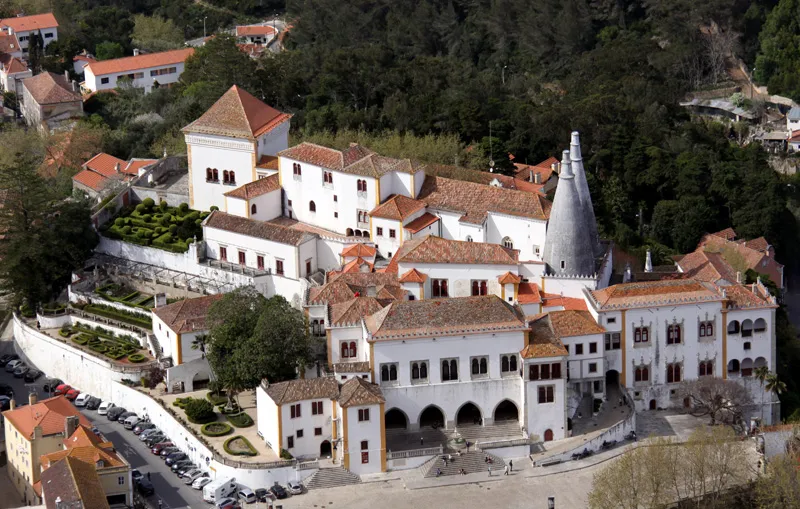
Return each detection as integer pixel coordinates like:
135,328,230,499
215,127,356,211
489,121,495,172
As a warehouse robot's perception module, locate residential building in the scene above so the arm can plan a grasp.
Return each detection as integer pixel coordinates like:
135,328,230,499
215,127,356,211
0,13,59,52
236,24,277,45
21,71,82,132
787,106,800,132
72,153,156,199
513,156,559,194
0,51,30,97
39,456,110,509
82,48,195,93
2,395,91,505
544,310,606,398
39,421,132,507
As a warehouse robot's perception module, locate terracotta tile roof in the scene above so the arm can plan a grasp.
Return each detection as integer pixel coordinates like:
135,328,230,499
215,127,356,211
83,153,128,177
329,257,373,277
365,295,526,340
394,235,518,265
205,210,315,246
369,194,426,221
87,47,193,76
331,297,385,326
513,157,558,184
332,361,371,373
1,13,59,31
498,272,521,284
238,43,267,58
124,158,157,175
257,155,279,170
710,228,737,241
23,71,81,105
404,212,439,233
42,425,125,470
0,32,20,54
0,53,27,74
548,310,605,337
152,294,222,334
308,272,403,306
698,233,784,289
541,294,588,311
341,153,423,178
520,313,569,358
338,376,384,407
278,142,376,171
72,168,112,192
262,377,340,405
341,243,376,258
745,237,771,253
723,283,777,309
183,84,290,139
518,282,542,304
2,396,91,439
224,173,280,200
40,456,110,509
399,268,427,283
588,280,722,310
423,163,544,196
236,25,277,36
678,250,736,285
418,175,550,224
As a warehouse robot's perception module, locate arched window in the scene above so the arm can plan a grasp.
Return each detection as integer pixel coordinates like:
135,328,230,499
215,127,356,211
707,322,714,336
309,201,316,212
381,365,389,381
501,356,509,372
480,358,487,374
466,236,473,242
727,359,740,374
642,328,649,343
412,363,420,379
349,342,357,358
251,204,257,215
667,324,681,345
502,237,513,249
293,163,302,176
510,355,517,372
212,168,219,181
230,171,236,183
341,342,349,359
223,170,229,183
667,363,681,383
754,318,767,333
389,365,397,381
635,366,649,382
206,168,213,181
699,323,706,337
471,358,479,375
741,319,753,338
420,362,428,379
728,320,740,335
442,360,450,380
450,359,458,379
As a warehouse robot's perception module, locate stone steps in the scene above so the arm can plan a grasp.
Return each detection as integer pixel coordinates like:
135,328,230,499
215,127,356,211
303,467,362,490
456,421,523,443
424,451,506,478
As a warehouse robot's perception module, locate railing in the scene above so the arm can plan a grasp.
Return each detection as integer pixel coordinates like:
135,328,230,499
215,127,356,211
476,438,532,450
216,457,296,469
296,460,319,470
69,308,150,337
202,259,270,277
386,445,443,460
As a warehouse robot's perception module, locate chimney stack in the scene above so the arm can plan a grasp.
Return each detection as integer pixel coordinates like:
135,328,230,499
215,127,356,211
623,262,632,283
64,70,69,83
71,80,77,92
645,250,653,273
529,169,533,183
154,293,167,307
29,392,37,406
9,399,15,410
736,271,742,284
114,162,121,174
65,415,79,438
534,172,541,184
133,48,140,56
366,285,376,297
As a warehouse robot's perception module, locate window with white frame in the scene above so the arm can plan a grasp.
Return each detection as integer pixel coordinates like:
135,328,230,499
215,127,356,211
380,363,398,384
470,356,488,378
604,332,621,350
411,361,428,383
500,354,518,374
699,320,714,338
666,323,682,345
537,385,554,404
634,326,649,344
441,358,459,382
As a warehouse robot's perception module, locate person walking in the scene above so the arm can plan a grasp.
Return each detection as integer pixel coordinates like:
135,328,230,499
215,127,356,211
420,437,424,447
147,472,151,480
466,441,471,452
487,465,492,477
158,500,163,509
443,456,448,467
509,460,513,473
504,465,509,476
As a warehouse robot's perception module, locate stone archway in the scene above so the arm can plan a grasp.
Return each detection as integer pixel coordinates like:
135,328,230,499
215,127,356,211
191,371,210,391
320,440,332,457
419,405,446,429
456,402,483,426
385,408,408,430
493,400,519,423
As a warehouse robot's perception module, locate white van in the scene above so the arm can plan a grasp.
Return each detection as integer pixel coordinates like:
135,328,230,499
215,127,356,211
123,415,141,430
74,393,90,407
98,401,114,415
203,477,237,503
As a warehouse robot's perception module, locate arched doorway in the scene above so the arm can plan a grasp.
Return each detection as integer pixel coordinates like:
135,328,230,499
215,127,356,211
385,408,408,430
456,402,483,426
320,440,331,457
192,371,210,391
493,400,519,423
605,370,619,387
346,228,354,236
419,406,445,429
544,429,554,442
649,399,657,410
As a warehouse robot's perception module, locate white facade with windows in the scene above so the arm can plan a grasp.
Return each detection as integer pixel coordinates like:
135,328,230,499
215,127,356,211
82,49,195,93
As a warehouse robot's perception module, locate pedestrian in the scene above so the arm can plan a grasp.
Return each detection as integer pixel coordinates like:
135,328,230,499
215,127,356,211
158,500,163,509
509,460,513,473
488,466,491,477
504,465,509,476
147,472,151,480
420,437,424,446
443,456,448,467
466,441,470,452
460,468,466,476
436,467,442,477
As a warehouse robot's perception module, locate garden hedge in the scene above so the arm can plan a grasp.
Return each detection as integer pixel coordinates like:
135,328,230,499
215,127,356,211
201,422,233,437
226,412,254,428
84,304,152,328
184,398,216,424
206,392,227,406
223,435,258,456
128,353,147,363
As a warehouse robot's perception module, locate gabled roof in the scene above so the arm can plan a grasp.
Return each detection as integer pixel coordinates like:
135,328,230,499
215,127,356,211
745,237,771,253
498,271,521,284
224,173,280,200
0,54,27,74
262,377,340,405
257,155,279,170
236,25,277,37
329,257,373,277
204,211,316,246
125,158,157,175
278,142,375,171
587,280,722,311
399,268,427,283
517,282,542,304
541,293,588,311
40,456,110,509
341,243,376,258
1,13,59,31
520,313,569,359
23,71,80,105
330,297,385,326
308,272,403,306
548,310,605,337
338,376,384,407
86,47,194,76
2,396,91,439
41,425,125,470
152,294,222,334
82,153,127,177
394,235,518,266
513,156,558,184
183,85,290,140
365,295,526,340
404,212,439,233
0,32,21,55
369,194,426,221
697,232,784,289
72,168,113,192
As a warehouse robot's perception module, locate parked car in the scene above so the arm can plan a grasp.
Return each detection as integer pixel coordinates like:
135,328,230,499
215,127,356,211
216,497,240,509
0,395,11,411
131,469,143,483
150,441,174,454
133,422,155,434
91,427,101,436
53,384,72,396
23,369,42,382
12,364,28,378
115,411,136,423
254,488,273,503
106,407,127,421
42,378,61,393
65,389,80,401
182,469,205,484
144,434,167,446
172,460,194,474
0,383,14,398
269,484,288,499
85,396,102,410
6,360,23,372
165,452,187,466
159,446,180,458
238,488,257,504
139,427,160,440
192,477,212,490
287,480,303,495
0,353,18,365
97,401,114,415
136,478,155,496
74,393,90,407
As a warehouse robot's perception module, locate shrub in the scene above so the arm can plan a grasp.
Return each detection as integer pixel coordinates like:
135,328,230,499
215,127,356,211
105,350,126,360
135,204,146,213
223,435,258,456
168,224,178,234
226,412,254,428
201,422,233,437
207,392,227,406
122,226,132,235
173,397,192,409
84,304,152,328
159,200,168,212
179,203,189,212
114,217,124,226
142,197,155,209
142,214,152,223
185,398,216,424
128,353,147,363
58,327,73,338
89,343,108,353
73,333,93,345
210,206,219,212
280,448,293,460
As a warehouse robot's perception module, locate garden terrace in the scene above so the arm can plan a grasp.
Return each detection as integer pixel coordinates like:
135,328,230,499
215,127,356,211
95,283,156,310
100,198,209,253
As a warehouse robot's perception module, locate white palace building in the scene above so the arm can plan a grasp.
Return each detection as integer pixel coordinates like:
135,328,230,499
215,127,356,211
89,85,779,474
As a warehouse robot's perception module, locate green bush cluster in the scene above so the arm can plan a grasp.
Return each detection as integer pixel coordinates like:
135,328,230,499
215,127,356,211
100,199,208,253
184,398,216,424
226,412,254,428
84,303,152,329
280,449,293,460
59,326,74,338
94,284,155,311
173,397,193,409
201,422,233,437
68,323,143,362
223,435,258,457
128,353,147,363
206,391,227,406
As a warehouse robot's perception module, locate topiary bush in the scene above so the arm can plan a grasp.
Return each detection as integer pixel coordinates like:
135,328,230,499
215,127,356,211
179,203,189,213
114,217,124,227
184,398,216,424
201,422,233,437
59,326,73,338
142,214,152,223
173,397,192,409
142,197,155,209
159,200,168,212
280,448,293,460
226,412,254,428
128,353,147,363
210,206,219,212
223,435,258,456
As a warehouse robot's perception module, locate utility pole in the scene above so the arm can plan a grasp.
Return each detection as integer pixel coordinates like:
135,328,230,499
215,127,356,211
502,65,507,86
203,17,208,39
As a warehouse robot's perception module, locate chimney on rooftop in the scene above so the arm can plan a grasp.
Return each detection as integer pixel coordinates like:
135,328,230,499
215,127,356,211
29,392,37,406
736,271,742,284
133,48,140,56
114,162,121,174
552,161,559,174
9,399,15,410
534,172,541,184
71,80,77,92
367,285,376,297
154,293,167,308
64,70,69,82
645,250,653,273
529,169,533,183
64,415,79,439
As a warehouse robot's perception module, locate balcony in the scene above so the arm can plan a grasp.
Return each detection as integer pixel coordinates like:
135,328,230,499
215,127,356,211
201,259,270,277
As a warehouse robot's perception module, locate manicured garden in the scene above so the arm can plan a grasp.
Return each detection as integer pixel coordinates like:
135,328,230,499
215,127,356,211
100,198,209,253
224,435,258,457
74,301,153,329
59,324,148,363
95,283,155,310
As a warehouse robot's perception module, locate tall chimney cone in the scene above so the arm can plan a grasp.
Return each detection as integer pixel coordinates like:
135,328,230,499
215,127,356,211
560,150,573,178
645,250,653,273
570,131,582,160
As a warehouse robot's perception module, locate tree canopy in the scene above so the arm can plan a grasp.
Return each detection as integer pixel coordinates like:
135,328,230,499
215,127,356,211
131,14,184,52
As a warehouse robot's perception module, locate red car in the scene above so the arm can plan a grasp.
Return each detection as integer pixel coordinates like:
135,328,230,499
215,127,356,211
65,389,81,401
54,384,72,396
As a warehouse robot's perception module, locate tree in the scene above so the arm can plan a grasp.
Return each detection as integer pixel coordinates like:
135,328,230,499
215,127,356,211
755,366,771,422
679,377,753,430
755,428,800,509
131,15,184,53
95,41,125,61
27,31,44,75
206,287,318,406
765,373,787,423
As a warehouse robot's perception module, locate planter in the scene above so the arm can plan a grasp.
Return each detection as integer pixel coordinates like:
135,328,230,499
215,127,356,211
226,412,254,428
201,422,233,437
224,435,257,457
128,353,147,363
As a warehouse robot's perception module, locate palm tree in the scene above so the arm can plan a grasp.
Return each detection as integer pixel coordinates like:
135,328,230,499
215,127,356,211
765,373,787,425
754,366,770,422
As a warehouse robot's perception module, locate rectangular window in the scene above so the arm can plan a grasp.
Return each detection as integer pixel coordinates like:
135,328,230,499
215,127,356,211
607,317,616,324
541,363,551,380
358,408,370,421
257,255,265,270
118,476,124,485
290,403,301,418
588,362,597,373
529,364,539,381
551,362,561,379
604,333,621,350
666,324,682,345
220,246,227,261
311,401,323,415
538,385,555,404
376,227,383,236
296,429,304,438
431,279,449,298
634,326,649,343
287,436,294,449
334,212,338,218
389,229,396,238
315,427,322,436
276,259,284,275
238,250,246,265
362,452,369,464
150,70,158,77
589,342,597,354
334,195,338,202
575,344,583,355
101,77,109,84
361,440,368,450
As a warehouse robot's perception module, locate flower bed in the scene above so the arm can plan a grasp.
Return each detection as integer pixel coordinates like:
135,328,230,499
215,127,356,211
100,198,208,253
95,283,155,311
201,422,233,437
128,353,147,363
226,412,254,428
224,435,258,456
83,303,152,328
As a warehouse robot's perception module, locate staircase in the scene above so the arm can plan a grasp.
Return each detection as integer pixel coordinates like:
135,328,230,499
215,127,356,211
423,451,505,478
147,334,163,361
385,426,456,452
456,421,524,444
303,467,362,490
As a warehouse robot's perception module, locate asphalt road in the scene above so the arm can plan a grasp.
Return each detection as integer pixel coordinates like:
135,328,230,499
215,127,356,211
0,341,208,509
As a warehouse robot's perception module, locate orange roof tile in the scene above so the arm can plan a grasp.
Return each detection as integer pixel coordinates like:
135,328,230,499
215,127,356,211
330,296,385,326
236,25,277,36
698,233,784,289
548,310,605,337
341,243,376,258
0,32,20,54
370,194,426,221
83,153,128,177
42,425,125,470
23,71,81,105
257,155,279,170
124,158,157,175
308,272,403,305
0,54,27,74
2,396,91,439
183,84,290,139
518,282,542,304
399,268,427,283
588,280,722,310
86,48,194,76
404,212,439,233
224,174,280,200
329,257,373,277
710,228,737,241
152,294,223,334
394,235,518,266
521,313,569,358
40,456,110,509
744,237,771,252
1,13,59,31
338,376,384,407
722,283,777,309
498,272,521,284
513,157,558,184
72,168,111,192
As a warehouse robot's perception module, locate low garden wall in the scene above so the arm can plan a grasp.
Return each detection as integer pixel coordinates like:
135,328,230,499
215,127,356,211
96,237,201,275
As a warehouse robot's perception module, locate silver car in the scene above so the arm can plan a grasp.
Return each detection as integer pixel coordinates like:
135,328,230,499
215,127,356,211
182,469,206,485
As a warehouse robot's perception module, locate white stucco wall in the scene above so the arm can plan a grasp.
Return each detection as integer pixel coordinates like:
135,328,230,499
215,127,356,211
435,210,484,242
279,399,333,459
371,217,403,258
342,403,383,475
256,387,281,454
84,60,186,93
203,225,306,279
186,134,255,212
247,190,281,222
485,212,546,262
396,262,517,300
